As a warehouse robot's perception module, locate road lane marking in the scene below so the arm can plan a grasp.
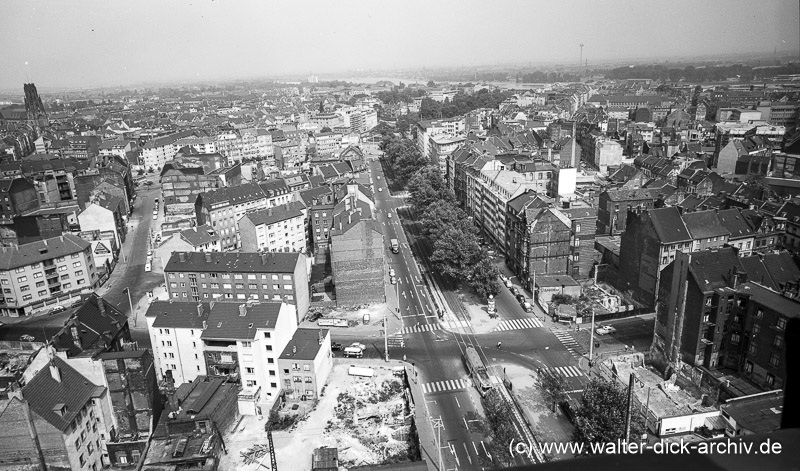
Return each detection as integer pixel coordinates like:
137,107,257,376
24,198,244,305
492,317,544,331
422,378,469,394
543,365,585,378
463,443,472,464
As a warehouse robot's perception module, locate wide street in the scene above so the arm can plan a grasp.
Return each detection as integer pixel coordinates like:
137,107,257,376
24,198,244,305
353,155,603,469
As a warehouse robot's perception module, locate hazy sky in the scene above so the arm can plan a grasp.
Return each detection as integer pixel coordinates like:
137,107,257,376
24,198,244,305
1,0,798,89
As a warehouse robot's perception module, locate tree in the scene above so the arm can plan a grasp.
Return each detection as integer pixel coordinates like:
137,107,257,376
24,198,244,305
407,165,451,214
320,126,332,133
387,140,428,185
481,389,517,466
466,258,501,299
427,80,436,87
420,200,472,240
572,378,646,452
318,100,325,113
536,370,567,412
430,227,482,280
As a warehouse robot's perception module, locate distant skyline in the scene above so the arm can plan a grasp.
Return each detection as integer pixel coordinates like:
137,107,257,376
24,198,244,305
1,0,799,90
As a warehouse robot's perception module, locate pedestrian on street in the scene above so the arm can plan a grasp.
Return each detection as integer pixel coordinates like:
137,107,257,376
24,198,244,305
497,341,502,349
403,354,407,362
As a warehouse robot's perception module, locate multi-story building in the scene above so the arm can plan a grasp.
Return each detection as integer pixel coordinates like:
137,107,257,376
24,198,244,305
597,187,669,235
717,136,772,176
527,207,572,283
145,300,298,410
0,234,99,317
278,328,333,403
11,355,112,471
258,179,294,208
653,248,742,370
416,118,465,158
238,201,307,253
141,130,205,171
164,251,309,321
195,183,269,250
724,281,796,390
314,132,344,156
330,206,384,306
0,176,38,224
594,139,623,173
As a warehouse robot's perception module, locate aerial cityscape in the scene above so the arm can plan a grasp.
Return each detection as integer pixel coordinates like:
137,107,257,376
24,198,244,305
1,1,800,470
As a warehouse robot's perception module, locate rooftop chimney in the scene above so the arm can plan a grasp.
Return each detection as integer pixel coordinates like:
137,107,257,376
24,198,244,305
261,253,268,265
292,345,297,354
238,304,247,317
50,362,62,383
202,320,208,330
178,252,186,263
197,303,204,317
204,252,212,263
97,297,106,317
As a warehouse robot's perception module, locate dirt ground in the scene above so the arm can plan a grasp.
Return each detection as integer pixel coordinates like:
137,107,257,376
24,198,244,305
220,360,413,471
503,364,577,461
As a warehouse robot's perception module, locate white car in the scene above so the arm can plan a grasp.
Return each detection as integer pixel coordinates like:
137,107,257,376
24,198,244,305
147,249,153,257
152,214,158,220
350,342,366,350
379,187,383,192
388,212,392,218
389,268,396,277
145,262,152,272
595,325,616,335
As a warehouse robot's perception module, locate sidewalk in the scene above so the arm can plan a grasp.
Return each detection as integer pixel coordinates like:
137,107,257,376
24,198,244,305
404,363,437,471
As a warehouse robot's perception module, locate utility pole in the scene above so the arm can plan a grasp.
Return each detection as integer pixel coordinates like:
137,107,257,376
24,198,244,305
384,312,389,362
432,417,444,470
624,372,636,442
123,287,135,327
588,307,596,365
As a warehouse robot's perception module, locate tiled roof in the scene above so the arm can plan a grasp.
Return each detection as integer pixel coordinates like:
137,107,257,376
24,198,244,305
243,201,305,226
648,207,692,244
687,247,743,292
147,300,211,329
179,225,219,247
738,282,800,320
165,251,301,274
22,355,102,432
201,302,283,340
716,208,755,239
199,183,266,207
722,390,784,435
683,210,730,240
50,294,128,357
279,328,328,361
0,234,90,270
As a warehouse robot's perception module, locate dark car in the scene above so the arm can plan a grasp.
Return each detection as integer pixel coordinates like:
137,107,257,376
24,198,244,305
331,342,343,351
516,294,526,305
510,286,519,297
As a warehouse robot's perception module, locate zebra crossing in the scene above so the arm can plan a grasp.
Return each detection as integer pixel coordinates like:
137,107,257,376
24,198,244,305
442,319,472,329
492,317,544,332
542,365,584,378
422,378,470,394
553,330,584,358
401,323,442,334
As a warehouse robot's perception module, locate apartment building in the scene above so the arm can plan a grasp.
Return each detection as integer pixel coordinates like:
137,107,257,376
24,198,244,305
238,201,307,253
215,128,274,163
0,176,38,224
11,356,112,471
315,132,344,155
195,183,268,250
278,328,333,402
145,300,298,410
141,130,205,171
0,234,98,317
416,118,465,158
164,251,309,321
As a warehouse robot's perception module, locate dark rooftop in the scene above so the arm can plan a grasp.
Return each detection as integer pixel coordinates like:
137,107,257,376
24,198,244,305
165,251,300,274
280,328,329,361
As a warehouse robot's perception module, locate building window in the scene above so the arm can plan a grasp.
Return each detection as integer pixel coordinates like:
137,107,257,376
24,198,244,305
730,333,740,344
745,361,753,374
16,276,27,283
777,317,787,330
303,364,310,371
245,367,255,374
773,335,783,349
748,343,757,355
766,373,775,387
22,294,32,301
753,324,760,336
769,352,780,367
72,261,82,268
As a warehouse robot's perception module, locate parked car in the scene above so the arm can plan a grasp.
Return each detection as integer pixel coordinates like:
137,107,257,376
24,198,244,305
152,214,158,220
595,325,616,335
389,268,396,277
378,187,383,192
19,334,35,342
499,275,508,284
390,276,397,285
147,249,153,257
510,286,519,297
49,305,65,314
388,212,392,218
350,342,366,350
516,294,526,305
145,262,152,272
331,342,343,351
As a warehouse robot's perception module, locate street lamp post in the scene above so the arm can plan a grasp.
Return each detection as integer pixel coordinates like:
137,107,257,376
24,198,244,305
123,288,135,327
588,307,596,365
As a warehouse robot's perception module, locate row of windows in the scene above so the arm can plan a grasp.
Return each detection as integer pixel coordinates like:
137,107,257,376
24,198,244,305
174,292,294,301
169,272,292,281
171,282,292,290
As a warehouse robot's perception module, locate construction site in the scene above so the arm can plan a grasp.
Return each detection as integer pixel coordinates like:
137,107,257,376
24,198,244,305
220,360,419,471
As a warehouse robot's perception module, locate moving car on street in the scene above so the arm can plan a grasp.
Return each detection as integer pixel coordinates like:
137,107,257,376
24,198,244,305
595,325,616,335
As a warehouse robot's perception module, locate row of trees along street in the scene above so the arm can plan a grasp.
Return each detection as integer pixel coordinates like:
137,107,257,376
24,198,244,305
379,134,501,299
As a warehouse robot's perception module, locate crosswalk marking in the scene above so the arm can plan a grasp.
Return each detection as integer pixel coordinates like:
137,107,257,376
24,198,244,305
543,365,585,378
553,330,585,359
443,319,472,329
492,317,544,331
401,323,441,334
422,378,470,394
